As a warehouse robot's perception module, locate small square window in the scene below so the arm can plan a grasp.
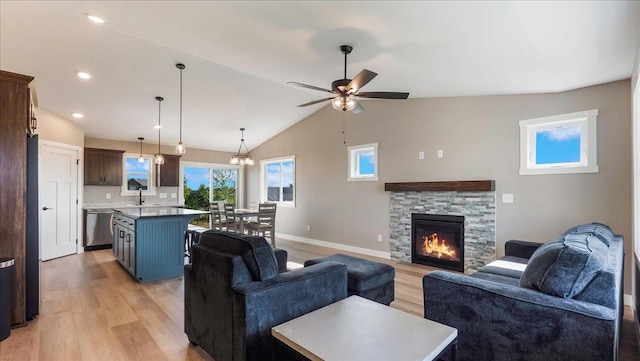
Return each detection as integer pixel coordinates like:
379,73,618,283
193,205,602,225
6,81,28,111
348,143,378,182
121,154,156,196
519,109,598,175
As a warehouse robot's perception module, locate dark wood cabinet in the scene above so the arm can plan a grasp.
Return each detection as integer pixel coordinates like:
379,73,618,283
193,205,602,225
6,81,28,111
0,70,33,326
157,154,181,187
84,148,125,186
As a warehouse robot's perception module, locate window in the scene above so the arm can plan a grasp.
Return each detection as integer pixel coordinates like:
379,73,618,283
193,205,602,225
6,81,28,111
261,156,295,206
181,162,242,208
348,143,378,181
121,155,155,196
519,109,598,175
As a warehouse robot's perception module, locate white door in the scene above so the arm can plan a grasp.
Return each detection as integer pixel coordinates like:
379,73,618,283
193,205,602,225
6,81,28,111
40,144,78,260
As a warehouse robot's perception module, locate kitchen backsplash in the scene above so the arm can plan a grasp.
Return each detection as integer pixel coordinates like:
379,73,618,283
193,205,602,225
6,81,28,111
84,186,181,206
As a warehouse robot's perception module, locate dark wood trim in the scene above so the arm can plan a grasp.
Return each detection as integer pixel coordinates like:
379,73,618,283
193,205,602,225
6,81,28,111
0,70,34,85
384,180,495,192
84,148,125,154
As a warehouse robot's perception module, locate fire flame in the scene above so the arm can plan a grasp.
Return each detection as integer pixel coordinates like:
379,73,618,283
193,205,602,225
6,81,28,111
423,233,457,259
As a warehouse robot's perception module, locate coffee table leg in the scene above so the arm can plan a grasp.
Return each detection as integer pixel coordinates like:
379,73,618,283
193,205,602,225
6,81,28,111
450,338,458,361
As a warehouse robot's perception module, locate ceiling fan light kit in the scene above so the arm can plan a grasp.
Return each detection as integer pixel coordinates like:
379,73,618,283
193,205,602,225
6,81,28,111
288,44,409,113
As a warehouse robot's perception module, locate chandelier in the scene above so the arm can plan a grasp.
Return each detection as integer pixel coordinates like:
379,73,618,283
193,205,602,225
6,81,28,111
230,128,254,166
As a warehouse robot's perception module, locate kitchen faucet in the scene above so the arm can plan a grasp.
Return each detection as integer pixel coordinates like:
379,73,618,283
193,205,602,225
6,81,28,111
139,188,145,206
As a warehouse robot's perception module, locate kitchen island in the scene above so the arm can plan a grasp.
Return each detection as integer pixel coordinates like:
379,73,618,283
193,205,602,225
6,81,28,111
112,207,209,282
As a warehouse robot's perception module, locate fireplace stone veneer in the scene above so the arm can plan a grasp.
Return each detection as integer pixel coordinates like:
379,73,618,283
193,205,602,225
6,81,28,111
389,190,496,273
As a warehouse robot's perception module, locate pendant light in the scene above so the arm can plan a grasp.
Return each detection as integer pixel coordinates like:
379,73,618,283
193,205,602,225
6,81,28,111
154,96,165,165
230,128,254,166
137,137,145,163
175,63,187,154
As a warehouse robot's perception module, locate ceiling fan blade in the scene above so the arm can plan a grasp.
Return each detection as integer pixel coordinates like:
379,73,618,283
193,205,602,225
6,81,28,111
345,69,377,93
356,91,410,100
297,97,335,107
352,102,364,114
287,82,335,94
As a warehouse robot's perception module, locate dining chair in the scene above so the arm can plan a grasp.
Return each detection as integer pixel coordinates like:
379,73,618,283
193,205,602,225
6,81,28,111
223,203,239,232
246,203,277,247
210,202,224,230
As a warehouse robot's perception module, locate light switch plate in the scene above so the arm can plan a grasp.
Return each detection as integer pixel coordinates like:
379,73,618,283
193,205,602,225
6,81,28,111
437,150,444,158
502,193,514,203
159,193,167,199
418,151,424,159
106,193,111,199
171,193,177,199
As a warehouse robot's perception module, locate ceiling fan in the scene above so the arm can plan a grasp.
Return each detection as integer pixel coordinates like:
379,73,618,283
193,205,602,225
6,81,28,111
288,45,409,113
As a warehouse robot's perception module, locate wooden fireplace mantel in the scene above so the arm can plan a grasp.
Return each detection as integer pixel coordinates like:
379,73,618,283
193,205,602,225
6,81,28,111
384,180,495,192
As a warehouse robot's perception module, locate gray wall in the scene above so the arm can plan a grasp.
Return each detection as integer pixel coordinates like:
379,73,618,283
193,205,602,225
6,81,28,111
247,79,633,293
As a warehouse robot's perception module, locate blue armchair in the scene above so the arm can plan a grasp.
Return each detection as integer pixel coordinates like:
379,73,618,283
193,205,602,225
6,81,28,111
184,230,348,361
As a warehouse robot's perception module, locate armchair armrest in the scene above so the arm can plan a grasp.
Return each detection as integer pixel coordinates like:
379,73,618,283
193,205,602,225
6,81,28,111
272,248,288,273
231,262,348,360
504,239,543,259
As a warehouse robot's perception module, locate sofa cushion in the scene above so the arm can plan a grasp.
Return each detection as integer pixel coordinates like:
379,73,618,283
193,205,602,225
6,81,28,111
563,222,615,246
520,233,608,298
198,230,278,281
477,256,528,279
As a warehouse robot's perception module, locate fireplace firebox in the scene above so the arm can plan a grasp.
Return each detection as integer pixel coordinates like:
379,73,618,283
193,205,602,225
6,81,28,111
411,213,464,272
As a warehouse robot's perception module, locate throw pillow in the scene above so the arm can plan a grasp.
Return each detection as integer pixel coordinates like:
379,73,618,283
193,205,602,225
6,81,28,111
563,222,614,246
520,233,607,298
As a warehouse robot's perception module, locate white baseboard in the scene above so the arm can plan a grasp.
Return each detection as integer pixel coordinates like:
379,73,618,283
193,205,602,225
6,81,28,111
624,293,632,307
276,233,391,260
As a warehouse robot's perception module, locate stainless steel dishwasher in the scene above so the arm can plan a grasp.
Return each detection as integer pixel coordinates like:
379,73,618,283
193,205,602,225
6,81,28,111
85,209,114,250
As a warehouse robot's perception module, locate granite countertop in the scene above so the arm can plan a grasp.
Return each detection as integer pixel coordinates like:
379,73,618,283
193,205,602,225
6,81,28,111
84,203,183,210
113,207,210,219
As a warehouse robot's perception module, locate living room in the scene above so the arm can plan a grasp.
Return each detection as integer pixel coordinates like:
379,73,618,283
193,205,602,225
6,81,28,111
1,1,640,360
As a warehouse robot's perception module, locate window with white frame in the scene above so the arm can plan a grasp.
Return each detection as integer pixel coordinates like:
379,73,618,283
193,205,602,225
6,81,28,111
260,156,295,206
121,154,156,196
348,143,378,181
519,109,598,175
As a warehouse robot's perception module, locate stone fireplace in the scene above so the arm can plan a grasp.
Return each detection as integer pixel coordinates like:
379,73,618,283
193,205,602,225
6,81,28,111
386,181,496,273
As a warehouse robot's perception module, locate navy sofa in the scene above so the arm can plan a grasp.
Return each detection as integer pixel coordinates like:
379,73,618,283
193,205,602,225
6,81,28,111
184,230,348,361
423,223,624,361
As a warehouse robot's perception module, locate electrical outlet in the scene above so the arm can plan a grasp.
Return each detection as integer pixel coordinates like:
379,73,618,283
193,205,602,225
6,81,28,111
159,193,167,199
418,151,424,159
502,193,514,203
437,149,444,158
306,225,310,232
377,234,383,242
106,193,111,200
171,193,177,199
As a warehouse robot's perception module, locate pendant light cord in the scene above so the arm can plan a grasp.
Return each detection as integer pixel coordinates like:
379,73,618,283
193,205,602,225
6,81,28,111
179,67,183,142
158,100,161,154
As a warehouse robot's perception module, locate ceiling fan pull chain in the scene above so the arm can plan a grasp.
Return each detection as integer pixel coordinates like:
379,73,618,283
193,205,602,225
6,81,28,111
342,111,346,145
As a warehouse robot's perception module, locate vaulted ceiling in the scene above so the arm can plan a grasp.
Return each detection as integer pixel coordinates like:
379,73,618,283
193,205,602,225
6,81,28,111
1,1,639,152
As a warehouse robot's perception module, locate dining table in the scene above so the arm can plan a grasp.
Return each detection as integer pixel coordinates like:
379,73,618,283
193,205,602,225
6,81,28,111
233,208,259,234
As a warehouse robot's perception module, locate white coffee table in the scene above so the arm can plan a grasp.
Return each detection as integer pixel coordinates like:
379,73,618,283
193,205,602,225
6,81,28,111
271,296,458,361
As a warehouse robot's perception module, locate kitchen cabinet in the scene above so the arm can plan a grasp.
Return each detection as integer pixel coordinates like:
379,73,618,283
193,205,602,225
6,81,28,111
157,154,181,187
0,70,33,325
84,148,125,186
112,213,136,275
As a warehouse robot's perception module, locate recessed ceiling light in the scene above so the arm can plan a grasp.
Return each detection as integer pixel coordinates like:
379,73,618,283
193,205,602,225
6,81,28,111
153,124,162,129
72,113,83,119
86,14,105,24
76,72,92,80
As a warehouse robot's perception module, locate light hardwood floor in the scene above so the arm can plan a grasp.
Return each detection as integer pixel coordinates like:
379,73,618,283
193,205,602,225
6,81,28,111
0,239,638,360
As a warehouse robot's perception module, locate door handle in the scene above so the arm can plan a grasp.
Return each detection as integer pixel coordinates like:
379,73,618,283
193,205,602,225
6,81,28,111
126,234,131,243
119,230,124,238
42,207,54,211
